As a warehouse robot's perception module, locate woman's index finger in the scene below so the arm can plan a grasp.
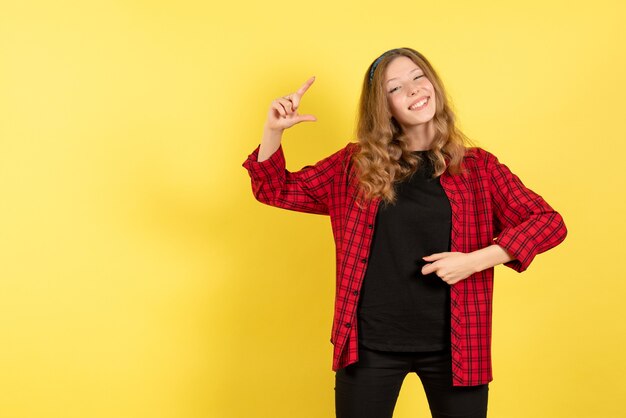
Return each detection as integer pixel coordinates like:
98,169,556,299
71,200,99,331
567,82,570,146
296,76,316,97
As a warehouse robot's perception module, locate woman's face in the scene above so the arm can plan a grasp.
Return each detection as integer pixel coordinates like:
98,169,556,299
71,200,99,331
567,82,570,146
383,56,436,131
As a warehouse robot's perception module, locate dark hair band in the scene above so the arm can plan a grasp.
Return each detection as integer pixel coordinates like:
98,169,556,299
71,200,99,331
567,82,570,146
369,49,400,83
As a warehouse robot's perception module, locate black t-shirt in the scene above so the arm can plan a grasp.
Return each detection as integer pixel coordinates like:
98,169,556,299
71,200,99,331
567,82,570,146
357,151,452,351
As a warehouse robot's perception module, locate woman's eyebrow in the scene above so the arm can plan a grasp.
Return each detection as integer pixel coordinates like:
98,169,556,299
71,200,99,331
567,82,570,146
386,68,422,84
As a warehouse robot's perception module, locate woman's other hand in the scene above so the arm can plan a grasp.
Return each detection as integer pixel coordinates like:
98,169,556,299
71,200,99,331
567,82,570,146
421,244,514,285
421,252,478,285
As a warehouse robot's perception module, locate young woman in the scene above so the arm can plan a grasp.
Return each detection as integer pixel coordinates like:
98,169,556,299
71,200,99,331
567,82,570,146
242,48,567,418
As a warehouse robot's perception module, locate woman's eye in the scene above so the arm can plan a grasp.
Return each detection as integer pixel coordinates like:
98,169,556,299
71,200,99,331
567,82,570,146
389,86,400,93
414,75,424,80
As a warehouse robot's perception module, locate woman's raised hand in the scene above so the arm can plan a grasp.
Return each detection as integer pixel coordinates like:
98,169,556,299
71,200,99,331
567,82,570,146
265,77,317,132
257,77,317,162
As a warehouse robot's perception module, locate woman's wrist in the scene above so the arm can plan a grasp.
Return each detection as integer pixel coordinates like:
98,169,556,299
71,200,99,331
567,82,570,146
469,244,515,273
258,125,284,162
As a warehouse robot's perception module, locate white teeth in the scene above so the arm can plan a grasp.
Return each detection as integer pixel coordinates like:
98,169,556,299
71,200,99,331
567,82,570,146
410,98,428,110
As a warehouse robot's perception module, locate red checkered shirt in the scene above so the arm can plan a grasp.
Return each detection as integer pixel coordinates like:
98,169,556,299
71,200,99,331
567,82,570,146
242,142,567,386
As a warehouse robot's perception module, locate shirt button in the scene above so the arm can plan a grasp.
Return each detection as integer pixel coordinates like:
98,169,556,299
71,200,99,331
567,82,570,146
352,290,359,296
345,322,351,328
361,258,367,263
367,224,373,229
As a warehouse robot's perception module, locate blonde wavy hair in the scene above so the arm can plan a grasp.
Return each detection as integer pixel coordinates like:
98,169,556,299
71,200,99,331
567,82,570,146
353,47,475,204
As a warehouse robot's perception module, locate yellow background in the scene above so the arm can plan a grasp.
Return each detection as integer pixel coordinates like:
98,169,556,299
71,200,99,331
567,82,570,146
1,1,625,417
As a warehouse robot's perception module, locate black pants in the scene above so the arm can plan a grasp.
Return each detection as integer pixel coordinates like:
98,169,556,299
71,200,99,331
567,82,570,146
335,345,489,418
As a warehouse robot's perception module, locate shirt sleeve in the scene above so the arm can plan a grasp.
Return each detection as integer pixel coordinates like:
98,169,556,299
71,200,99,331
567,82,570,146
241,143,350,215
486,150,568,272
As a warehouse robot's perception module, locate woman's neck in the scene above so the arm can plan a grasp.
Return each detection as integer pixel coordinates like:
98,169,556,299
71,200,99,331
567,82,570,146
403,121,435,151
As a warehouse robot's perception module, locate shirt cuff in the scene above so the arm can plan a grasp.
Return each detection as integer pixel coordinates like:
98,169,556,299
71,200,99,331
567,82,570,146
242,143,286,180
493,228,538,273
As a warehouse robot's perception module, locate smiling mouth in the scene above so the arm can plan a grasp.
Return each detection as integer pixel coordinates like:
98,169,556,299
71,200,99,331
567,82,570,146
409,97,429,110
